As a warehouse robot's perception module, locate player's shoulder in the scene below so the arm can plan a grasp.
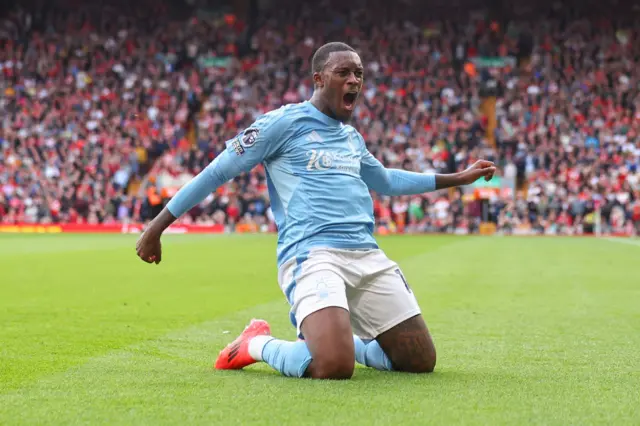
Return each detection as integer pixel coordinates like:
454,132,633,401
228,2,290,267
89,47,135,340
249,102,323,146
253,102,309,130
235,103,310,153
341,123,365,141
341,123,360,133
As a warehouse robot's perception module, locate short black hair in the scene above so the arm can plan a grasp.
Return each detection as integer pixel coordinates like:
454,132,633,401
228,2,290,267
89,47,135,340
311,42,356,74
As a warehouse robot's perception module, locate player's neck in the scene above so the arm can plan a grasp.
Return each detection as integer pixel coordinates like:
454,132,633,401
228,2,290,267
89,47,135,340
309,94,339,122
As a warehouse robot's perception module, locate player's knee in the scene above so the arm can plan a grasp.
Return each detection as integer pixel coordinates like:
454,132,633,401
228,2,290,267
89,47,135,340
308,353,354,380
417,349,437,373
310,361,354,380
394,345,436,374
414,352,436,373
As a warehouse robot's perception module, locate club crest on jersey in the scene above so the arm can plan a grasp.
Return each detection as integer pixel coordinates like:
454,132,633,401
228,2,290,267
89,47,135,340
241,128,259,147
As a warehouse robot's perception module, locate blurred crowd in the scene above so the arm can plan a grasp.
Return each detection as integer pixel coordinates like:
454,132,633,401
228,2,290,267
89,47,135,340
1,0,639,236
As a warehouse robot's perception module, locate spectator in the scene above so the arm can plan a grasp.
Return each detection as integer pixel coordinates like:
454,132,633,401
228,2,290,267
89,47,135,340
0,0,638,237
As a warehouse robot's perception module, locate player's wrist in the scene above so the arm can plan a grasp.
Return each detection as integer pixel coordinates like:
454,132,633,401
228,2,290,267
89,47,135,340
143,223,164,239
435,172,464,190
145,209,177,237
452,172,465,186
457,170,473,185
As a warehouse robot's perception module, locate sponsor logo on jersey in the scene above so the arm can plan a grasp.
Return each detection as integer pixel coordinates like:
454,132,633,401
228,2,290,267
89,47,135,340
306,150,360,174
306,150,332,171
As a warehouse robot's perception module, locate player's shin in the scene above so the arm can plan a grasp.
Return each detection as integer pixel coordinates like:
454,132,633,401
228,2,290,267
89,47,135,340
248,336,313,378
353,335,393,371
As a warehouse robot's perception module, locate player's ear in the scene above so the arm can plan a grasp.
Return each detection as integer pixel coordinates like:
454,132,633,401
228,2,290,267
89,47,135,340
312,72,324,88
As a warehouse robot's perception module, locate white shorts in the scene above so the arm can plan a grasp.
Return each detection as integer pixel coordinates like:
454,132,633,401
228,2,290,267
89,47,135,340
278,248,421,340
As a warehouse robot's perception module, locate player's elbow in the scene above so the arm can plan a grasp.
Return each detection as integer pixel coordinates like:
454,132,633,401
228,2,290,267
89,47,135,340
369,182,397,196
207,163,230,184
362,171,396,196
375,188,403,197
373,176,404,196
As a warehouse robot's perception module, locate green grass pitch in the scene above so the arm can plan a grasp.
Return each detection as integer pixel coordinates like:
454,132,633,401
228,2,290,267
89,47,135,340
1,234,639,425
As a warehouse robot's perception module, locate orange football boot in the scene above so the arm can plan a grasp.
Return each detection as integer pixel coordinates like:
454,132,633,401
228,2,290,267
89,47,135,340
214,319,271,370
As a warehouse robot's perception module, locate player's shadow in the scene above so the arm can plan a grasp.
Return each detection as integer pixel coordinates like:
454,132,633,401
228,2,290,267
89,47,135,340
213,364,465,385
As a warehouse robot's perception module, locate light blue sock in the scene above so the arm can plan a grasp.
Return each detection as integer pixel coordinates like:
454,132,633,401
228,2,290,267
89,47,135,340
353,336,394,371
257,338,313,378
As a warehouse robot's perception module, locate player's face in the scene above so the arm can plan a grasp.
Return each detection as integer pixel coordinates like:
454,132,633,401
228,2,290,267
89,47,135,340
316,51,364,122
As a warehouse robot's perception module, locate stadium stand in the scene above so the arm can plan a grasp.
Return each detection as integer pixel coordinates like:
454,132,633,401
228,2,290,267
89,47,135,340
1,0,638,236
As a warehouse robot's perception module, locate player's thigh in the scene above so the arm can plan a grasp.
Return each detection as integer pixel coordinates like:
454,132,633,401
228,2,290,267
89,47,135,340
300,306,354,379
347,258,436,373
293,270,355,379
279,258,355,379
347,259,421,341
376,314,436,373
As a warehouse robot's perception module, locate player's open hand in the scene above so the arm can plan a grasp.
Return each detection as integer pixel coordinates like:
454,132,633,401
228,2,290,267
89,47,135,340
459,160,497,185
136,230,162,265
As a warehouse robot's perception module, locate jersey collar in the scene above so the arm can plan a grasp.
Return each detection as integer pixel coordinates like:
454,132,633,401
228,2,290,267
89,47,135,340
304,101,343,128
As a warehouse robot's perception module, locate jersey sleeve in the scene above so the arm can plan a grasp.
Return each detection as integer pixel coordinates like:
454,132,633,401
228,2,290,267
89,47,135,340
222,111,290,174
359,133,436,196
166,112,290,218
357,130,389,189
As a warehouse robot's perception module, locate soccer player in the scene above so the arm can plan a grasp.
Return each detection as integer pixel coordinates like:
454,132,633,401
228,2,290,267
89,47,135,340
136,42,496,379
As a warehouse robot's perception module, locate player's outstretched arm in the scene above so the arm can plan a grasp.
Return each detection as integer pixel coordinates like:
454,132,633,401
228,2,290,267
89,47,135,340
361,150,496,196
434,160,497,189
136,118,287,265
135,150,246,264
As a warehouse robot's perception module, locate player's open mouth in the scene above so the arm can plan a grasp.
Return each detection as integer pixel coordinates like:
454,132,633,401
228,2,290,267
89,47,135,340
342,92,358,110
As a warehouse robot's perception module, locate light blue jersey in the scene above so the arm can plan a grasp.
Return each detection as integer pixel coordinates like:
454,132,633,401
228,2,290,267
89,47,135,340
167,101,436,267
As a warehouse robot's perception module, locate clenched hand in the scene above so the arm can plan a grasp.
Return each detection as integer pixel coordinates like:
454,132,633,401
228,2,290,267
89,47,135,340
136,230,162,264
458,160,497,185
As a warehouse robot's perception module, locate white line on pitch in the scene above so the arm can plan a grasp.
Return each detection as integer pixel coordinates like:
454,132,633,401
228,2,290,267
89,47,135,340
605,238,640,247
